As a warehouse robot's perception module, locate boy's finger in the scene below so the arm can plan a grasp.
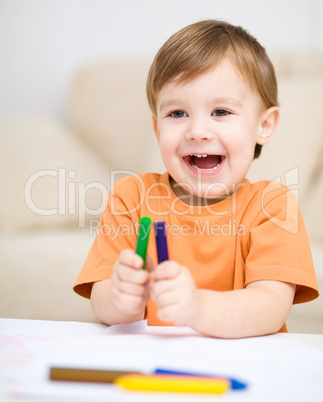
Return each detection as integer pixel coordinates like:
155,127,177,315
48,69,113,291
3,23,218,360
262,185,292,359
151,279,176,303
116,280,147,297
117,264,148,284
154,261,181,280
113,291,144,315
157,304,178,323
119,249,143,269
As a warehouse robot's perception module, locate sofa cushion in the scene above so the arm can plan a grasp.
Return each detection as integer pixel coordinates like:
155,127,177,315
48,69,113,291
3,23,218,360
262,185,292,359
269,51,323,77
247,77,323,243
69,59,165,175
0,230,96,322
0,116,110,231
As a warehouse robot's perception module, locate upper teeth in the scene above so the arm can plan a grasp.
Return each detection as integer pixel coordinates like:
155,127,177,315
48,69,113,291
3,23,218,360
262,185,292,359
191,154,208,158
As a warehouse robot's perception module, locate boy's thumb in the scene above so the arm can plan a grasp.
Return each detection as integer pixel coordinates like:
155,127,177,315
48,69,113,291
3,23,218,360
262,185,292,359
155,261,181,280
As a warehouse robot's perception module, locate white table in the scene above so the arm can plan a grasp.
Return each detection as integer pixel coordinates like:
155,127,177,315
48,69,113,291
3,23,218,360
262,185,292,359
0,318,322,402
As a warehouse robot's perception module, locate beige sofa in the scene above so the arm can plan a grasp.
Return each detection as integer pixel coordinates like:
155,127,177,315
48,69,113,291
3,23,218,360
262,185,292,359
1,51,322,333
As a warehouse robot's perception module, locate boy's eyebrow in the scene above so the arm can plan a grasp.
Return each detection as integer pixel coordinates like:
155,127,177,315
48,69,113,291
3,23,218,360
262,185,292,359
159,99,183,112
211,97,243,107
159,97,243,112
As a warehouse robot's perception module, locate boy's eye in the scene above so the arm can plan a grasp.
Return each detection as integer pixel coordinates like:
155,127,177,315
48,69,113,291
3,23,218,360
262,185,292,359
212,109,230,117
169,110,188,118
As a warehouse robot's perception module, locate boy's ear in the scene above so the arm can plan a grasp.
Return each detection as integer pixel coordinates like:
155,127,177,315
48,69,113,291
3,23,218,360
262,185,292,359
152,115,160,142
256,106,280,145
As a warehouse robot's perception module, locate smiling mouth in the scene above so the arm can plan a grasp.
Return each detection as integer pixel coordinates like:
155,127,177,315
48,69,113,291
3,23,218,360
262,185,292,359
186,154,223,170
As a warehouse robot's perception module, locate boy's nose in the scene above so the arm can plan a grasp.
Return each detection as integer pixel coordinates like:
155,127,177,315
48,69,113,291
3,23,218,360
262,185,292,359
185,119,213,141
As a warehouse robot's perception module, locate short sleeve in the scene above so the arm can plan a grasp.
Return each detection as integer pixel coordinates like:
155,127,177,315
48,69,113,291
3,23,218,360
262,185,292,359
245,187,319,304
73,187,140,299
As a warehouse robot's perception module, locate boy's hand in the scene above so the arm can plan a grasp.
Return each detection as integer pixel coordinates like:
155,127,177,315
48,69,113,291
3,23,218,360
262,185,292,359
150,261,202,326
111,249,154,318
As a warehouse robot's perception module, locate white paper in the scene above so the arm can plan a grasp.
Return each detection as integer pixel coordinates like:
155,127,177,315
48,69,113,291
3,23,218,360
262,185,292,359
1,318,323,402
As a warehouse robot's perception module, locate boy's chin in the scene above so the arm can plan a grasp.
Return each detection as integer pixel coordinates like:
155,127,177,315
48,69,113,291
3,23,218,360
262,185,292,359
170,177,237,204
193,184,234,200
179,187,233,206
195,191,231,205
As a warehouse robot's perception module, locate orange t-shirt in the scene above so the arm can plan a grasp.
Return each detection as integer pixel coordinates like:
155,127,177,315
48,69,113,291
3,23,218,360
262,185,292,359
74,173,319,330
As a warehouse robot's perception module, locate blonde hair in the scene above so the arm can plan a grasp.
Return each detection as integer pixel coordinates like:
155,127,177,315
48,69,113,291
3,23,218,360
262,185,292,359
146,20,278,158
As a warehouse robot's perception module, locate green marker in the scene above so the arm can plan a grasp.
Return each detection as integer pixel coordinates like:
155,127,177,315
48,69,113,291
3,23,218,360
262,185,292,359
136,216,152,269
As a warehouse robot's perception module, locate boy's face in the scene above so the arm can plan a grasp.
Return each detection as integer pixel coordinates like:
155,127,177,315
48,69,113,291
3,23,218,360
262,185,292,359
153,58,278,203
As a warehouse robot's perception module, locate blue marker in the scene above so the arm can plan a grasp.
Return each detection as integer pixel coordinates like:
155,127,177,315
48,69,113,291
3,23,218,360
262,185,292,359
154,368,247,390
154,221,169,263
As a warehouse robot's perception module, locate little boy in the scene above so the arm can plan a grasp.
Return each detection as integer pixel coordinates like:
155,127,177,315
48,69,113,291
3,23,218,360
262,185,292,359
74,20,319,338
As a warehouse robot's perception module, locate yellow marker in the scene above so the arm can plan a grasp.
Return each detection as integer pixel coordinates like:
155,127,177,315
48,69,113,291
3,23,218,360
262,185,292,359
115,374,230,394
